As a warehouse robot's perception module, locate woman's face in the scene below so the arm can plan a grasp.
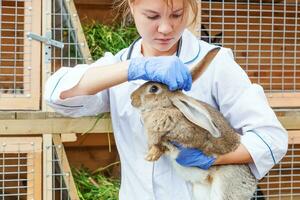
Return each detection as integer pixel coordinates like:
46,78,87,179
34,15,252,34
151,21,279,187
129,0,188,56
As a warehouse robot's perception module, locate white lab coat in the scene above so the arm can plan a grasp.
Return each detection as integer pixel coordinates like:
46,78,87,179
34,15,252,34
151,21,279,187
45,29,288,200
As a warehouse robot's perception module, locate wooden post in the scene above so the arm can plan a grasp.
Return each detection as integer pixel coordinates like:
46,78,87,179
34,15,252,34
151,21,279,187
41,0,53,112
53,134,80,200
43,134,53,200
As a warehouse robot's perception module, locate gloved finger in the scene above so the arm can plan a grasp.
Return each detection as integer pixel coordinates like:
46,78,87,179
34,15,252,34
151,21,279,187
178,64,191,91
183,73,192,91
176,72,184,90
168,81,178,91
161,69,178,91
166,74,178,91
170,141,182,149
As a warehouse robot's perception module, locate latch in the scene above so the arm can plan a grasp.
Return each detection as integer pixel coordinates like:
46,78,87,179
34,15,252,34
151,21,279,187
27,31,64,64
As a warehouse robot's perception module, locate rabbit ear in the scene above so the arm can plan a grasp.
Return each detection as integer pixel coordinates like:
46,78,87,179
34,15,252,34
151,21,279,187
170,95,221,138
191,47,221,82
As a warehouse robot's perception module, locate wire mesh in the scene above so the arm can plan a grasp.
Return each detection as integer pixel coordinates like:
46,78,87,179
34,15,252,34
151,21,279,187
0,137,41,200
252,141,300,199
50,0,87,74
0,0,32,96
44,142,73,200
199,0,300,93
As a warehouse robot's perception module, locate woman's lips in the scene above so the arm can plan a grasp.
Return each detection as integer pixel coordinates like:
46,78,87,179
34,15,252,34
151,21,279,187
155,38,173,44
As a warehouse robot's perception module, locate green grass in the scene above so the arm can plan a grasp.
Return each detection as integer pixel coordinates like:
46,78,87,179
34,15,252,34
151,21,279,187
83,22,139,60
73,167,120,200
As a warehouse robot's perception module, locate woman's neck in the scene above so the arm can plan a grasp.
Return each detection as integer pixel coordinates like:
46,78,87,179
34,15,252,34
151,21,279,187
141,41,178,57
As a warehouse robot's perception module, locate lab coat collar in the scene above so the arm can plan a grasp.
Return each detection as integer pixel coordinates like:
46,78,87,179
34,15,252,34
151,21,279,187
179,29,201,64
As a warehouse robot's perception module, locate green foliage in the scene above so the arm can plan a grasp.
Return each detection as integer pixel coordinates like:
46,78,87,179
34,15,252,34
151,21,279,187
83,22,139,60
73,167,120,200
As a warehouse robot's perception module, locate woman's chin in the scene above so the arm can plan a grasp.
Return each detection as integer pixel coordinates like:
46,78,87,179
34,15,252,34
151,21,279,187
154,44,177,54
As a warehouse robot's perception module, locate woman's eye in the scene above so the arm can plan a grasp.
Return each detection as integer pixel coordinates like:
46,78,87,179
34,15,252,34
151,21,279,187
149,85,159,93
171,14,183,19
147,15,160,20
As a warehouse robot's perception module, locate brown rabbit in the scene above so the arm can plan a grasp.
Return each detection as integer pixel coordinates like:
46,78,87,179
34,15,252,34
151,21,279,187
130,47,257,200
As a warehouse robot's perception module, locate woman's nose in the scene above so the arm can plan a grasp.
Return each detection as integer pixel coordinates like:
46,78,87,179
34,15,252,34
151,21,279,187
158,20,173,35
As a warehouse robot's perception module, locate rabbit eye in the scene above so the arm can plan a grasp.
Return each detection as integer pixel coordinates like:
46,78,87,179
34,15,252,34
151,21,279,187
149,85,159,93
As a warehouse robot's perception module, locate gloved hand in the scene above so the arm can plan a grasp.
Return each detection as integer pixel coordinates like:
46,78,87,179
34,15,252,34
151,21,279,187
172,142,216,170
128,56,192,91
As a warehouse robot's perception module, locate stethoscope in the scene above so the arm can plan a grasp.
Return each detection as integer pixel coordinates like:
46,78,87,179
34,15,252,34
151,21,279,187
126,36,183,60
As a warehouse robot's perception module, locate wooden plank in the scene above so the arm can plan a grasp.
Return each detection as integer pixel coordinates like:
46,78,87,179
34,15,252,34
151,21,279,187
27,151,42,200
0,111,66,119
16,111,47,119
0,109,298,134
61,133,78,142
0,112,15,120
0,137,42,153
53,134,80,200
287,130,300,144
34,150,42,200
43,134,53,200
268,93,300,108
42,0,54,112
277,114,300,130
0,117,113,134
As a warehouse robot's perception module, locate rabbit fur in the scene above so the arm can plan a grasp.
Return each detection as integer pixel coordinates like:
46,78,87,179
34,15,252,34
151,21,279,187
130,47,257,200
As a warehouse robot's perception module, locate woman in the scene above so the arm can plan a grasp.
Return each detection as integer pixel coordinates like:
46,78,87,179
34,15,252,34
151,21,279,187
45,0,288,199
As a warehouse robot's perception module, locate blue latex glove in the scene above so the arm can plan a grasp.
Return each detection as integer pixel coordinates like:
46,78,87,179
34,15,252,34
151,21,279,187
128,56,192,91
172,142,216,170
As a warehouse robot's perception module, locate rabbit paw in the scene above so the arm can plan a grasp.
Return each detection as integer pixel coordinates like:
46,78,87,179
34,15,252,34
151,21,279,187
145,145,163,161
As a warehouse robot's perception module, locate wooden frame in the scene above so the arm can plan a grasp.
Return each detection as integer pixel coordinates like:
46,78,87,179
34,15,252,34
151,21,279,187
41,0,52,111
0,0,41,110
0,110,298,134
0,111,113,134
43,134,80,200
0,137,42,200
43,134,53,200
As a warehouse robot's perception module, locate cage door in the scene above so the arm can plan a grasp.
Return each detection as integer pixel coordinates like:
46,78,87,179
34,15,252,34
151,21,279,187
0,0,41,110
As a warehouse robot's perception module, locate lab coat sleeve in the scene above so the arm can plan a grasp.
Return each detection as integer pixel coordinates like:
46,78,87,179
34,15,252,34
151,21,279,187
44,52,118,117
211,48,288,179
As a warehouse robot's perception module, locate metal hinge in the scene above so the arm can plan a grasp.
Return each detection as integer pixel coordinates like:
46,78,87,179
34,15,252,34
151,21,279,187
27,31,64,64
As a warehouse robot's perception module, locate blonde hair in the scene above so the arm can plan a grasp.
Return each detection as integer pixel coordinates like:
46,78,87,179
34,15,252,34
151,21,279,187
113,0,198,26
